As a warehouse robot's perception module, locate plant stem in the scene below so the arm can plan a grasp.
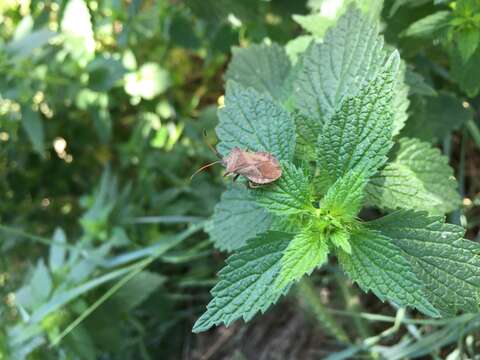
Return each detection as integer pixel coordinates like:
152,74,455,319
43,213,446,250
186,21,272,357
335,273,372,339
296,278,350,344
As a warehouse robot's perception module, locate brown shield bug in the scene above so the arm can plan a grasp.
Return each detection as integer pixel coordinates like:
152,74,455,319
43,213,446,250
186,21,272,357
191,133,282,187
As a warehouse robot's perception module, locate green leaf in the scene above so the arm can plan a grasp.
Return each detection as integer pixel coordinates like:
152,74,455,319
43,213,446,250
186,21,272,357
320,170,367,221
402,11,451,38
6,28,56,58
30,259,52,305
205,186,272,251
216,82,296,161
293,6,386,129
192,231,292,333
285,36,314,64
405,69,437,96
293,13,338,38
402,92,473,142
456,28,480,62
275,230,329,290
370,211,480,315
366,138,461,214
293,1,383,38
21,106,45,156
338,229,440,317
451,46,480,97
255,162,313,215
316,52,399,189
330,229,351,254
392,61,410,136
49,228,67,273
108,271,165,311
225,43,291,101
61,0,95,63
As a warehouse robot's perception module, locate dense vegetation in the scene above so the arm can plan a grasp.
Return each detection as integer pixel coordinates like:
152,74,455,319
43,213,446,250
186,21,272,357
2,0,480,359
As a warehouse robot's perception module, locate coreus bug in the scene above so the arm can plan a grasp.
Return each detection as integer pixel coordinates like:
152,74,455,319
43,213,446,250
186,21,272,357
191,133,282,187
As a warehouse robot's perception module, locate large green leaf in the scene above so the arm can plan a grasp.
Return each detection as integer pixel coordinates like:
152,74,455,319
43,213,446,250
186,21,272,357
205,186,272,251
338,229,439,317
275,230,329,289
225,43,291,101
371,211,480,316
216,82,296,161
255,162,313,215
366,138,460,214
192,231,292,333
316,52,399,189
293,6,386,130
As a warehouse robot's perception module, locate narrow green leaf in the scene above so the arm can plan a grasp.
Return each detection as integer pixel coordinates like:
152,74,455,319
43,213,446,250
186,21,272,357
338,229,440,317
316,52,399,189
320,169,367,221
108,271,165,311
216,82,296,161
225,43,291,101
370,210,480,315
366,138,461,214
276,230,329,290
21,106,45,156
205,186,272,252
193,231,292,333
49,228,67,273
402,11,451,38
456,28,480,62
255,162,313,215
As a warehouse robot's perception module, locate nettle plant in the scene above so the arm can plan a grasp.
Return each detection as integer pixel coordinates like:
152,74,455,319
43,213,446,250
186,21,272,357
193,7,480,333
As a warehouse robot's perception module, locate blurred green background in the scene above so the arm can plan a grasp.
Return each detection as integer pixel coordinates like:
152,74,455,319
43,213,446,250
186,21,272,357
3,0,480,359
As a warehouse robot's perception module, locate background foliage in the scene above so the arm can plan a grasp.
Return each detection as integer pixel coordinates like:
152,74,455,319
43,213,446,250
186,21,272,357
2,0,480,359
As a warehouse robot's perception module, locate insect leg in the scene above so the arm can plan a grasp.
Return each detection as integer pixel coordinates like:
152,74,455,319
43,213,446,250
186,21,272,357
248,181,262,188
232,174,240,182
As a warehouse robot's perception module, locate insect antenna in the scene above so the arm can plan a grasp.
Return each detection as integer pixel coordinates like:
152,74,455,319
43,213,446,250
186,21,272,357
203,129,221,159
190,160,222,181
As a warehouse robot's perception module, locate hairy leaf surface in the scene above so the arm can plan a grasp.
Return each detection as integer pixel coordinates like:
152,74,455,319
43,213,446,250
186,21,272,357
320,170,367,221
366,138,460,214
205,186,272,251
371,211,480,315
338,229,439,317
255,162,313,215
316,52,399,189
216,82,296,161
293,6,386,129
193,231,292,333
276,230,329,289
225,43,291,101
